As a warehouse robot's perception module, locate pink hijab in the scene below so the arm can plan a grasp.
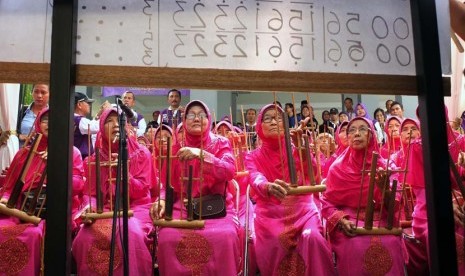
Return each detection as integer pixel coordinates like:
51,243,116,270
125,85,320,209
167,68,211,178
325,117,387,208
380,116,402,158
180,100,212,149
3,108,49,196
248,104,293,183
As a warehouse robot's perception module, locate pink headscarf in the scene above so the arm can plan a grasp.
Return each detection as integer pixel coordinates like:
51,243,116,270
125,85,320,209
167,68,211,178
325,117,387,208
249,104,292,183
213,120,234,135
334,121,349,156
3,109,49,197
88,108,152,205
380,116,402,158
181,100,212,148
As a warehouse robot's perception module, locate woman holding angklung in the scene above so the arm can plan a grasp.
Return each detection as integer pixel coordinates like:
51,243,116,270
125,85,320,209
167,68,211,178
321,117,406,275
0,108,84,275
72,108,153,275
245,104,335,275
152,100,240,275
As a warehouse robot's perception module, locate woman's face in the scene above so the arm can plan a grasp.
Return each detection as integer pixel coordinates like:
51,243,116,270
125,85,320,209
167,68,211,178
323,112,330,121
339,114,349,122
216,125,231,137
388,119,401,138
261,109,284,139
39,114,49,137
302,108,310,117
356,105,366,117
155,129,172,153
400,122,420,145
338,125,348,147
375,110,385,124
348,120,370,150
185,105,209,136
104,113,119,144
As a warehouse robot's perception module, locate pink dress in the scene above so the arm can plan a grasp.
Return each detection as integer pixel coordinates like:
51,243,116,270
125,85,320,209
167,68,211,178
245,104,335,276
157,100,240,275
404,122,465,275
72,109,153,276
321,117,406,276
0,109,85,275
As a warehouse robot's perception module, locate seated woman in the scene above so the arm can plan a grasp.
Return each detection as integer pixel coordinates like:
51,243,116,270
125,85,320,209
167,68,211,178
316,132,335,176
152,124,174,201
322,121,349,178
72,108,153,275
152,100,240,275
0,108,85,275
405,109,465,275
321,117,406,276
214,120,258,275
245,104,335,275
380,116,402,159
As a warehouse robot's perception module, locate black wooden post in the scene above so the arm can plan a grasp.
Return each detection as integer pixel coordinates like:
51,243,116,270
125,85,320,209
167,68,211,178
44,0,77,275
410,0,458,274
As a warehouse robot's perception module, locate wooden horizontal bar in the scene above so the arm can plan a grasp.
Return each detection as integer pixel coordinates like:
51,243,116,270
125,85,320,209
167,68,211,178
0,62,451,96
153,218,205,229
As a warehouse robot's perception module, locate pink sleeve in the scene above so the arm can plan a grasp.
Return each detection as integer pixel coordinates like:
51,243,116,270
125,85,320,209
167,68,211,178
202,139,235,183
128,148,153,201
245,152,280,204
72,147,85,196
320,194,348,234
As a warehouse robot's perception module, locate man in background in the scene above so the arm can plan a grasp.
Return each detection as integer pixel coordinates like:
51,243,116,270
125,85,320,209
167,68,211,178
18,84,50,147
122,91,147,137
159,89,183,129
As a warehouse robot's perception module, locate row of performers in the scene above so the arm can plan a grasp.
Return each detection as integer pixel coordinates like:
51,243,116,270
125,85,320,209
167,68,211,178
0,101,464,275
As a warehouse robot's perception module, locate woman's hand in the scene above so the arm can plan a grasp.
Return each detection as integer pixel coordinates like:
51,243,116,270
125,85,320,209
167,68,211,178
150,200,166,220
339,218,356,237
177,147,202,161
267,179,290,200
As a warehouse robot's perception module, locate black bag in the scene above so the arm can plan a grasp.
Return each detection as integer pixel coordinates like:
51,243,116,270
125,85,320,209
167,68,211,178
192,194,226,219
190,181,228,219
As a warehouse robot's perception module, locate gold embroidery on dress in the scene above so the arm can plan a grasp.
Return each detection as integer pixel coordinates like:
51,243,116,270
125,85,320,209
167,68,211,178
363,237,393,276
277,198,306,273
86,220,122,275
175,230,213,276
0,224,31,274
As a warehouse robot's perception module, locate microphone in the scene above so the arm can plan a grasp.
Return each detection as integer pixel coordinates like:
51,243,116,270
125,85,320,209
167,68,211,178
116,96,136,123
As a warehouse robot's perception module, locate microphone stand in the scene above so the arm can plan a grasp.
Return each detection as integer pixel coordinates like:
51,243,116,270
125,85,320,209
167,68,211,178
109,99,130,276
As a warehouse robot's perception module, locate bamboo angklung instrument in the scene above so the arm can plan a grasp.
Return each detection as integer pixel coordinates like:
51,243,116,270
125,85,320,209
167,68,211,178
81,129,133,221
353,151,402,235
95,148,103,214
0,133,42,225
153,137,205,229
282,112,325,195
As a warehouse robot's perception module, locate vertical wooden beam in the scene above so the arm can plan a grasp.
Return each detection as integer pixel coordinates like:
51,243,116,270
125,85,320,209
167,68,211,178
44,0,77,275
410,0,457,274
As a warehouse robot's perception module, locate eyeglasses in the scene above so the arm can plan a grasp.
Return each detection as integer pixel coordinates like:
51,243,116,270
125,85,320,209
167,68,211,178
186,112,207,120
262,115,283,124
347,126,370,134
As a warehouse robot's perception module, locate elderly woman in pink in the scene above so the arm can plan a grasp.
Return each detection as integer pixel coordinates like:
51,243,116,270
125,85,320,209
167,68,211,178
404,115,465,275
322,121,349,178
72,108,153,275
321,117,406,276
244,104,335,275
152,100,240,275
380,116,402,159
0,108,85,275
